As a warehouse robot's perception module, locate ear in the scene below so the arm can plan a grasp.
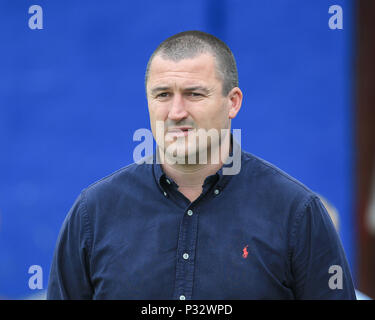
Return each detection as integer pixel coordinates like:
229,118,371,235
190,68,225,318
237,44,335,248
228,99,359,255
227,87,243,119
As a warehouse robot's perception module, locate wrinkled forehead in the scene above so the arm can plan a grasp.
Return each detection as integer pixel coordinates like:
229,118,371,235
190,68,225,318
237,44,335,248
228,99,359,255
147,53,221,88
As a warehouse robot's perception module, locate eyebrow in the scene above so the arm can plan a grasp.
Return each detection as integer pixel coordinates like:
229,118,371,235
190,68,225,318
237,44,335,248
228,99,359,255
184,86,210,94
150,86,170,96
150,86,211,96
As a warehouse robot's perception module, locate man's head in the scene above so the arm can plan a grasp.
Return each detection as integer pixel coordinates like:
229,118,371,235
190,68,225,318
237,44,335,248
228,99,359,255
145,30,239,96
145,31,243,163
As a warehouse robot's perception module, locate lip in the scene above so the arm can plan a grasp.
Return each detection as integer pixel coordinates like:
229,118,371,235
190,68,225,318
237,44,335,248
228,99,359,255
166,127,194,137
167,127,194,132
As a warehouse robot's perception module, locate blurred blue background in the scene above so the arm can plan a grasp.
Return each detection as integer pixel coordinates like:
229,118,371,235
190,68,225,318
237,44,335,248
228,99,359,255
0,0,355,299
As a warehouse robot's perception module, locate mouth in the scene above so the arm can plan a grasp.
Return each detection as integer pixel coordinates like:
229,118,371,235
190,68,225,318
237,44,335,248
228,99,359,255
167,127,194,137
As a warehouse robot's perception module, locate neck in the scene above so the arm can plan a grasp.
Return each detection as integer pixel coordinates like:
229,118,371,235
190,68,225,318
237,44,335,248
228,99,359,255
159,133,232,189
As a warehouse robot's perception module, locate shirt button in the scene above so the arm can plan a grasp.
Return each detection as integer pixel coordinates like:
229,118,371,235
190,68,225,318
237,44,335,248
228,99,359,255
166,178,171,184
187,210,193,216
163,191,168,197
214,189,220,195
183,253,189,260
179,295,186,300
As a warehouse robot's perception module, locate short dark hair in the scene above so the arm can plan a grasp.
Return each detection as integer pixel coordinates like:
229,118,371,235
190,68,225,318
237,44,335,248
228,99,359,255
145,30,239,96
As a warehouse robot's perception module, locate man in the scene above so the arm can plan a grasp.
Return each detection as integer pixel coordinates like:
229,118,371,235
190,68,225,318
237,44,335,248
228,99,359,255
47,30,356,299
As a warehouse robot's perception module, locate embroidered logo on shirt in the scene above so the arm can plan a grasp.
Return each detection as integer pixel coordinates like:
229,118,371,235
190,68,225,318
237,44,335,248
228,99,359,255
242,245,249,259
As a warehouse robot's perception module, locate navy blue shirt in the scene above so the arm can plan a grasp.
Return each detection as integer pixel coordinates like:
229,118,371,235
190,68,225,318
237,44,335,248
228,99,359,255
47,138,356,299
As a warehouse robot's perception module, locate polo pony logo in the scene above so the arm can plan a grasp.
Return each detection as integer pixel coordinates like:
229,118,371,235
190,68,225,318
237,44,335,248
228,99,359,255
242,245,249,259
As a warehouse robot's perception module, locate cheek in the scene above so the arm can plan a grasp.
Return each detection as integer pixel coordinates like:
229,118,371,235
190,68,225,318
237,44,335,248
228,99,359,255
148,106,166,131
150,104,169,120
197,101,228,128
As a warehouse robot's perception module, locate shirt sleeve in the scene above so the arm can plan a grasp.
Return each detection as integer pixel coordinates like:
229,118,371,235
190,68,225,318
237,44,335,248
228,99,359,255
290,195,356,299
47,191,94,299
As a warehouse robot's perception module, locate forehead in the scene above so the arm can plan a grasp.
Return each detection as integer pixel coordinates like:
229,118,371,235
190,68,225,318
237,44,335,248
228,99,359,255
147,53,220,87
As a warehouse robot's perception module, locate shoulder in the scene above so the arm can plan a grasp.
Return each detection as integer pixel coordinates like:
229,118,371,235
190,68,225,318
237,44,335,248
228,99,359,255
241,150,314,194
239,150,320,214
82,156,153,203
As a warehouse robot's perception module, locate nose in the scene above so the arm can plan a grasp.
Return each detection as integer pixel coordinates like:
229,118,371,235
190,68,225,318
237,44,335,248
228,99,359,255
168,93,189,122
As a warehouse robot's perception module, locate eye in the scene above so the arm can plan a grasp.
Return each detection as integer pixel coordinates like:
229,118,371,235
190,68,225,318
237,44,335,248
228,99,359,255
187,92,202,97
156,92,170,98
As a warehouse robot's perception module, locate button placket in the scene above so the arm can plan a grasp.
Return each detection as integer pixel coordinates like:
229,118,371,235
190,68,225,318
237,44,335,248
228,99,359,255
173,205,199,300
